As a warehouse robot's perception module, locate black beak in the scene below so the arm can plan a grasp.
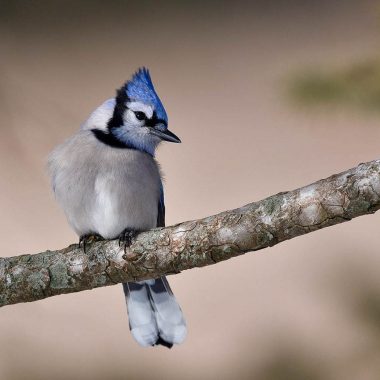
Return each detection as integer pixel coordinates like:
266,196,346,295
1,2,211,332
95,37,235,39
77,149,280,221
151,127,181,143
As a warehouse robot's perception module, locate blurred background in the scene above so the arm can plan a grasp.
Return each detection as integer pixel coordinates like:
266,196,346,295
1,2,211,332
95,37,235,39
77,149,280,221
1,1,380,379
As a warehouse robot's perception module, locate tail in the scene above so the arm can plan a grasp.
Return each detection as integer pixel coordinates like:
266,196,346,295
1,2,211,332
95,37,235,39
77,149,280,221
122,277,187,348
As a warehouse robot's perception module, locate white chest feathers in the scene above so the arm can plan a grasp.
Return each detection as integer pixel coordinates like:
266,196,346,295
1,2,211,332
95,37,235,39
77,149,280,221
48,131,162,239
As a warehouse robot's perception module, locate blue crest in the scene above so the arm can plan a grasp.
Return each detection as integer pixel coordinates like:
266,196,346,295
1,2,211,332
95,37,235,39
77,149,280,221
126,68,168,123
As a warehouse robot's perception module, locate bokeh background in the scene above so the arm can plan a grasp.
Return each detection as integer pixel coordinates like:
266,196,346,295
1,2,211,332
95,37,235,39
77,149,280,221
2,1,380,379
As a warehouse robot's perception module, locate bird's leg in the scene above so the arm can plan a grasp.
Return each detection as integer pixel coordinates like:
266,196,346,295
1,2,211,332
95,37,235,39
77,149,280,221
79,233,104,253
119,229,139,252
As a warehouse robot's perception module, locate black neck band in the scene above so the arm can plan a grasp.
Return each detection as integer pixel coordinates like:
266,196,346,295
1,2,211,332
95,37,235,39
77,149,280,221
92,129,154,157
92,129,131,149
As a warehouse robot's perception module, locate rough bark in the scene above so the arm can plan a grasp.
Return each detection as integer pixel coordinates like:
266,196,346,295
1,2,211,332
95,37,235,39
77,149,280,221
1,159,380,308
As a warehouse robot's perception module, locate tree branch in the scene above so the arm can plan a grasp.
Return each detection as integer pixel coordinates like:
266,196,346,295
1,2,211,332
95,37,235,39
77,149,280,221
1,159,380,307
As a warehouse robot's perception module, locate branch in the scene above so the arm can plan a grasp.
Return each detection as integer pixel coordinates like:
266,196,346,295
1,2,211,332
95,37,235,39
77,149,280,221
1,159,380,308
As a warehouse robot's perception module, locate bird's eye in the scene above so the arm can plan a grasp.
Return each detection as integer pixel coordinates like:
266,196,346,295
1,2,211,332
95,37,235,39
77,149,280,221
134,111,146,121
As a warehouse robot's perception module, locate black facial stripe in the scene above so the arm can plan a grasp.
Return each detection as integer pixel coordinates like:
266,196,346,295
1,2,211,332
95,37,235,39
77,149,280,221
107,86,130,130
145,111,167,128
155,118,167,126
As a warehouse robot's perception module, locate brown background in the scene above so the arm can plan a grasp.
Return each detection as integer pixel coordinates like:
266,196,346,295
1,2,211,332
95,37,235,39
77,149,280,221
1,1,380,379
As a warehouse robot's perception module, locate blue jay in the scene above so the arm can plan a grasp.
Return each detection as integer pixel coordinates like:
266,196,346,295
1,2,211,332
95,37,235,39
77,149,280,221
48,68,187,348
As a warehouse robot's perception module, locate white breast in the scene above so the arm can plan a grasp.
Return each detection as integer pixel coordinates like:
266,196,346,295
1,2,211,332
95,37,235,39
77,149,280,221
48,131,161,239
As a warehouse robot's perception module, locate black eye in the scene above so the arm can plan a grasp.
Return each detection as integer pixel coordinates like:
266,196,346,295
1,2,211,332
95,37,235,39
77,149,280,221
134,111,146,121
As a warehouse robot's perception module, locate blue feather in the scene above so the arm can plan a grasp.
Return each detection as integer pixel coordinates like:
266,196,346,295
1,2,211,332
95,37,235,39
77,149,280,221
126,68,168,124
157,180,165,228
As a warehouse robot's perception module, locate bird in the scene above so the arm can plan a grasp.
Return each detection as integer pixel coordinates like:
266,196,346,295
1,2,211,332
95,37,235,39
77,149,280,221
48,68,187,348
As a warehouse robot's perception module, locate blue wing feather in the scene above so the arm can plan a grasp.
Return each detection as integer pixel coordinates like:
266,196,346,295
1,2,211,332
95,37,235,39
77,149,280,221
157,180,165,228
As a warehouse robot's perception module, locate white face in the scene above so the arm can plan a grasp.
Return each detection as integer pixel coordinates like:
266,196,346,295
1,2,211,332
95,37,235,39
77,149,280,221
126,101,154,120
112,101,162,155
83,98,178,155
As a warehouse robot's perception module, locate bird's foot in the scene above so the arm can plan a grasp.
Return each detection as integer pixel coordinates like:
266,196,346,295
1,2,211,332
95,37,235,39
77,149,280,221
79,233,103,253
119,229,139,252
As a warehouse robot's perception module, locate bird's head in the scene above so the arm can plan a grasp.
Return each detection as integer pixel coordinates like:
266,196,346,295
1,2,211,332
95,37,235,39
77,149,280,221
84,68,180,156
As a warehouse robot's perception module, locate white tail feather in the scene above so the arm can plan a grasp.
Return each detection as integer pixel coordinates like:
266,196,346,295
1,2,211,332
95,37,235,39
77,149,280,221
123,282,158,347
123,277,187,347
147,277,187,345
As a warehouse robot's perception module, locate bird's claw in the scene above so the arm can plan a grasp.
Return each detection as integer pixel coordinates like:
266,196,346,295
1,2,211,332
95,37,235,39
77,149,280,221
119,229,139,252
79,234,103,253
